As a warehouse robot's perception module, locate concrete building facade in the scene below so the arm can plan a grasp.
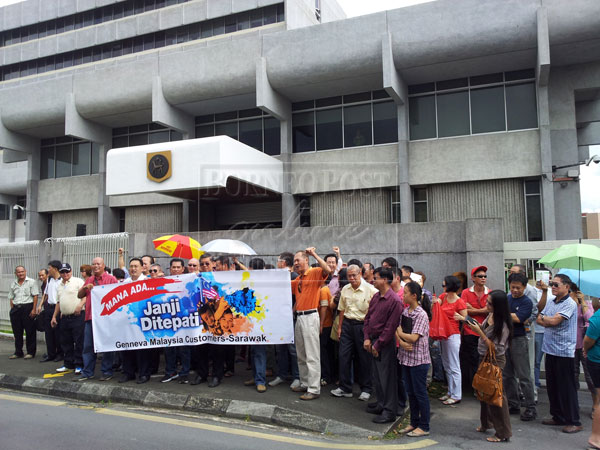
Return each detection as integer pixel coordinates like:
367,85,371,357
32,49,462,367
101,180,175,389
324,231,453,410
0,0,598,247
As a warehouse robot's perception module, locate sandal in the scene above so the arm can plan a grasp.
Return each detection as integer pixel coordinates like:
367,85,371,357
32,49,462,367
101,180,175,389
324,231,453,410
443,398,461,405
407,428,430,437
398,425,415,435
487,436,509,443
438,394,450,402
476,426,488,433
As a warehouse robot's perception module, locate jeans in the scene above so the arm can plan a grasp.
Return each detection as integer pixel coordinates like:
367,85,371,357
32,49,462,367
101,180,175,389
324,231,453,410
165,345,191,377
82,321,114,377
403,364,431,431
534,332,544,388
276,344,299,380
252,346,267,385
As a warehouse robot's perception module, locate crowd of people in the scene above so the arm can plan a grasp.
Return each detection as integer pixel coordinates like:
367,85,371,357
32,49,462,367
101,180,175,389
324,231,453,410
6,247,600,445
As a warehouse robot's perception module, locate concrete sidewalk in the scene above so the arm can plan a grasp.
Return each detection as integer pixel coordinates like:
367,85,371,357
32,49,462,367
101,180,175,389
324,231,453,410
0,334,596,448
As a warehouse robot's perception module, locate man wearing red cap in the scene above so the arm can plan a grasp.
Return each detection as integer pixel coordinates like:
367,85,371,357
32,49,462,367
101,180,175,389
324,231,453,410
460,265,490,389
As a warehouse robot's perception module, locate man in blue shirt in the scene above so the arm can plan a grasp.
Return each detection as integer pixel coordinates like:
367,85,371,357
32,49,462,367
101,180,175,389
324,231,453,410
537,273,581,433
504,272,536,421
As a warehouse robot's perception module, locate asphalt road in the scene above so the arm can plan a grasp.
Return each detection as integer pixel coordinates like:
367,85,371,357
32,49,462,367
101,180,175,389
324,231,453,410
0,390,437,450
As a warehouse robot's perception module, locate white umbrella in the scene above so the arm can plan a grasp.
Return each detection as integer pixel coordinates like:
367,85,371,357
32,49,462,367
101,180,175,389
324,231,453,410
200,239,257,255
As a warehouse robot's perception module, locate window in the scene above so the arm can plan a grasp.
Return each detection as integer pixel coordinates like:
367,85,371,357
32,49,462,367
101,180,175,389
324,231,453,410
413,188,428,222
47,214,53,238
195,111,281,155
525,179,543,241
408,70,537,140
112,123,182,148
390,188,401,224
40,137,100,179
1,4,286,81
119,208,126,233
299,196,311,227
0,204,9,220
292,91,397,152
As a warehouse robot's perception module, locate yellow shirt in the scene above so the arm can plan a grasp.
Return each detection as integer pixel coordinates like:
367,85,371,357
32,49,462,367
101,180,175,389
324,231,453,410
338,279,378,321
56,277,84,316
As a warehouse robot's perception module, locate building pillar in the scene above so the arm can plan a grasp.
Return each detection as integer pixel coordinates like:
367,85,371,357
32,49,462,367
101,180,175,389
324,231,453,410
382,33,412,223
256,57,298,228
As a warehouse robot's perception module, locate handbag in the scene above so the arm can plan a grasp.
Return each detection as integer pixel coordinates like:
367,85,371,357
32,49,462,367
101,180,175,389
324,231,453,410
429,301,451,340
472,346,503,407
330,314,340,342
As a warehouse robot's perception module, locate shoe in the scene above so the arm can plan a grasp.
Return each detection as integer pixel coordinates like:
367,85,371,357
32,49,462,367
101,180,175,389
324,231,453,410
119,374,135,383
257,384,267,393
509,407,520,415
291,385,308,393
160,373,179,383
9,354,22,359
367,401,378,409
320,378,327,386
366,405,383,415
290,379,301,389
39,356,52,363
54,355,64,362
75,367,82,375
99,374,113,381
520,409,536,421
136,375,150,384
208,377,220,388
562,425,583,434
224,371,234,378
72,375,93,382
24,354,34,359
191,375,207,385
372,413,396,424
178,376,189,384
56,366,74,373
331,387,352,398
300,392,320,400
358,392,371,402
542,418,563,426
269,376,284,387
407,428,430,437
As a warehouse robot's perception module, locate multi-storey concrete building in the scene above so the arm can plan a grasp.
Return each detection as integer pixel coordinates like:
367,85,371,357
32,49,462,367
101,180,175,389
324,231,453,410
0,0,598,245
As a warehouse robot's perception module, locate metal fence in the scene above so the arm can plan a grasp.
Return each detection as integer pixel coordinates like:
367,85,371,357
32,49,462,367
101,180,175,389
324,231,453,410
0,241,41,329
51,232,129,276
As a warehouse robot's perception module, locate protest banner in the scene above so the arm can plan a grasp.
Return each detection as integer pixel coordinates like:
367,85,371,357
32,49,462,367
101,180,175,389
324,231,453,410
91,270,293,352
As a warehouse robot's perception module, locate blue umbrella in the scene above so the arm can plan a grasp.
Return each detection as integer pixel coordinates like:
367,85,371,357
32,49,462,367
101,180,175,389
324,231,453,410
558,268,600,298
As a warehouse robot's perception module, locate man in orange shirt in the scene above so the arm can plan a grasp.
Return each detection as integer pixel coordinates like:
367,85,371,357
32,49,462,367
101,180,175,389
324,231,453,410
291,247,331,400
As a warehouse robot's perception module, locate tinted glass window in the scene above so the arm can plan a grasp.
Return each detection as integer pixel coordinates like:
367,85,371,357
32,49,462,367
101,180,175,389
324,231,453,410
526,195,543,241
72,142,91,176
215,122,238,139
91,143,100,174
470,86,505,134
196,125,214,138
437,91,470,137
40,147,55,179
263,117,280,156
373,101,398,144
55,145,72,178
506,82,538,130
344,104,372,147
316,108,342,150
239,119,263,151
409,95,436,140
292,112,315,153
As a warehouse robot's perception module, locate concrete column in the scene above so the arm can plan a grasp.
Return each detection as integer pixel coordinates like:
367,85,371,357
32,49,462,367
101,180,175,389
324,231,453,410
65,93,118,236
383,33,411,223
256,57,299,228
465,218,505,291
152,77,195,138
26,152,46,241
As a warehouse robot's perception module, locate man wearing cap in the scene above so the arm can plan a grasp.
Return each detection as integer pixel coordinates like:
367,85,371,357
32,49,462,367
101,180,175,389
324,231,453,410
39,260,63,363
74,257,117,381
8,266,39,359
460,265,490,389
52,264,85,374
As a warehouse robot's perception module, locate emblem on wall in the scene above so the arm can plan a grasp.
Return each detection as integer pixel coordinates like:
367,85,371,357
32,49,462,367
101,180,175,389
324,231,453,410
146,151,172,183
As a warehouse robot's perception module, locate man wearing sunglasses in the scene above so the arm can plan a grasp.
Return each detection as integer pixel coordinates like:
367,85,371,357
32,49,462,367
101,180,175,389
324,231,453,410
148,264,162,278
291,247,331,400
460,265,490,391
537,274,581,433
187,258,200,274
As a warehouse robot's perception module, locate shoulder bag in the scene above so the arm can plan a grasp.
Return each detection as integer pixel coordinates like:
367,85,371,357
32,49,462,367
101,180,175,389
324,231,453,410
472,346,503,407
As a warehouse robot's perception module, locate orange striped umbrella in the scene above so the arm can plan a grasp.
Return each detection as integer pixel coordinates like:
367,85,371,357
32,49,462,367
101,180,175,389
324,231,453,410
152,234,203,259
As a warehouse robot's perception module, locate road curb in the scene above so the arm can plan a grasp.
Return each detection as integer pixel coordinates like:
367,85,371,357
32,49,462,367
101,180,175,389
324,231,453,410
0,373,376,438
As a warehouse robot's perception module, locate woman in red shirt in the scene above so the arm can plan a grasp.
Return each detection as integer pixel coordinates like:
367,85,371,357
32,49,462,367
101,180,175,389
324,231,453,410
433,275,467,405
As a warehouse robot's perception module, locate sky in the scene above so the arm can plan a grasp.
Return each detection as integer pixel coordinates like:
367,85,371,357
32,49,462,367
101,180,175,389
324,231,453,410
0,0,597,213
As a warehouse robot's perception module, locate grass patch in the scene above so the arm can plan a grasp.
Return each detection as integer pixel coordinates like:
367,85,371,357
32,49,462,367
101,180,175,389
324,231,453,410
427,380,447,399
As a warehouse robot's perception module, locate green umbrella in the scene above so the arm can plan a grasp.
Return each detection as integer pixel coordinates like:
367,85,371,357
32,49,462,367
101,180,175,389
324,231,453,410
538,242,600,287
